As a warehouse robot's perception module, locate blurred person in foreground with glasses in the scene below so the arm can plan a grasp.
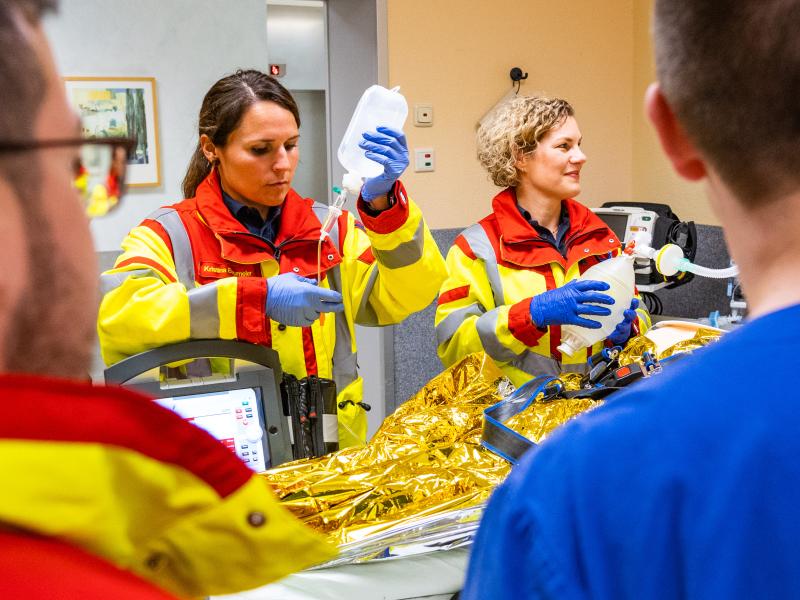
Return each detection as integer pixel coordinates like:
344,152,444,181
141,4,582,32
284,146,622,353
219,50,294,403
0,1,334,598
462,0,800,598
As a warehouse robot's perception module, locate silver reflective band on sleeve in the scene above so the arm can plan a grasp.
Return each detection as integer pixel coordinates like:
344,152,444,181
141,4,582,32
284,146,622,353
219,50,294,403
475,311,563,377
476,310,519,363
354,268,381,325
327,265,360,392
372,218,425,269
323,414,339,443
149,208,196,289
187,283,221,339
512,351,561,377
460,224,505,307
99,268,161,297
435,303,484,345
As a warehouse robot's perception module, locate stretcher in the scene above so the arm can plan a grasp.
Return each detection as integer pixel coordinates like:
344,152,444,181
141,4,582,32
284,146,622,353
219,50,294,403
213,548,467,600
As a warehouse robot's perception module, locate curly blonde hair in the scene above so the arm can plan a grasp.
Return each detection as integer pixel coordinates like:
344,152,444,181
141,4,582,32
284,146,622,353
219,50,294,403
477,95,575,187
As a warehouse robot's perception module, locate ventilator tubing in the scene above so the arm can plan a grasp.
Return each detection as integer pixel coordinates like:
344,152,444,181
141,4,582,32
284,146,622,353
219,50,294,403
633,243,739,279
675,258,739,279
557,254,636,357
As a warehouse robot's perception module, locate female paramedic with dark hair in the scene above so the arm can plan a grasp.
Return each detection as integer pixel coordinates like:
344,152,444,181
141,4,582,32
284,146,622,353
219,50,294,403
98,70,447,448
435,95,650,387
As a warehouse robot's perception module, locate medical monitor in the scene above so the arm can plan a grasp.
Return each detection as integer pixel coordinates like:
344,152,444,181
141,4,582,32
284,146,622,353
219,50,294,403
592,205,658,248
154,387,269,472
104,340,293,472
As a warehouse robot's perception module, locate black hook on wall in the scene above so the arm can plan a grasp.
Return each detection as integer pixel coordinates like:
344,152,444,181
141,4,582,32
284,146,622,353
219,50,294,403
510,67,528,82
510,67,528,93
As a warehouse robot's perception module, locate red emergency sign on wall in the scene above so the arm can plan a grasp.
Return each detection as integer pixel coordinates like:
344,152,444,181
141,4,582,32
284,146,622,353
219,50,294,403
269,64,286,78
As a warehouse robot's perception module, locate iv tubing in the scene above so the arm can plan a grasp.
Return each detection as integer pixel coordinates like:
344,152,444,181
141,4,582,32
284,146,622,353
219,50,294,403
318,188,344,283
316,186,348,364
319,186,347,243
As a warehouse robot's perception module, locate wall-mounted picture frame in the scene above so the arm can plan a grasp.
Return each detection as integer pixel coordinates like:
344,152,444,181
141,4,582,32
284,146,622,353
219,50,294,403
64,76,161,187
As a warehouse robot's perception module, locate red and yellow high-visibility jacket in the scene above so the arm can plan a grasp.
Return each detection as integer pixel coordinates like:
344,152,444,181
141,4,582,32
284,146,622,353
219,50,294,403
98,172,447,447
0,375,335,598
435,189,651,387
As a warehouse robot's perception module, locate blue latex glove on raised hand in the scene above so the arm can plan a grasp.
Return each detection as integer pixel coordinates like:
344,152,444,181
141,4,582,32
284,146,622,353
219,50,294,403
607,298,640,346
359,126,409,201
529,279,615,329
265,273,344,327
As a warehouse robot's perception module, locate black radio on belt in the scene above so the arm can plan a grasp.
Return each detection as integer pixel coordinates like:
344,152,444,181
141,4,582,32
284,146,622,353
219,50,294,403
280,375,339,460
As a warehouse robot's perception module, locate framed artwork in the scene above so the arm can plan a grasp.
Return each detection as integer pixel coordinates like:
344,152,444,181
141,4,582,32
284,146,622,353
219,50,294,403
64,76,161,187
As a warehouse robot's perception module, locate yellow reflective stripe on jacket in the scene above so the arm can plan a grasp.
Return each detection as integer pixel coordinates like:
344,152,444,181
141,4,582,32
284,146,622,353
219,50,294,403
327,197,446,444
0,440,335,598
0,375,337,596
436,227,650,388
436,240,561,386
98,222,241,366
98,183,446,447
348,200,446,326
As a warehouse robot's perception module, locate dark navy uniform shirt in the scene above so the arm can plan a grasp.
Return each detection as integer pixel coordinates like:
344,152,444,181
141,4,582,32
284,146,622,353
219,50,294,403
517,201,571,257
222,190,282,245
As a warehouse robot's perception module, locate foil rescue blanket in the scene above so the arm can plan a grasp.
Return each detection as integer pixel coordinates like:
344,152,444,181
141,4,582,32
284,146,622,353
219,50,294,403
263,354,593,546
262,327,721,548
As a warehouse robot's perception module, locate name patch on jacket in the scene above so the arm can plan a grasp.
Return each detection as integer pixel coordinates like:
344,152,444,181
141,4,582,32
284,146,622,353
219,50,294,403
200,262,258,278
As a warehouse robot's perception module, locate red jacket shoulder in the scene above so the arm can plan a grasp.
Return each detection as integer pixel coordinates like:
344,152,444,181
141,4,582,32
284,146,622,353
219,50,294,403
0,530,177,600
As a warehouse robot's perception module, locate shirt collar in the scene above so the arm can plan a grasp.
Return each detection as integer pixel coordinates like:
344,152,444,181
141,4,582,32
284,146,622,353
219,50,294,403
516,201,570,241
221,189,281,226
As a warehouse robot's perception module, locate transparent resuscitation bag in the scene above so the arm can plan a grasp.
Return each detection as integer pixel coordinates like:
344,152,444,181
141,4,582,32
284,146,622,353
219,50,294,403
557,254,636,356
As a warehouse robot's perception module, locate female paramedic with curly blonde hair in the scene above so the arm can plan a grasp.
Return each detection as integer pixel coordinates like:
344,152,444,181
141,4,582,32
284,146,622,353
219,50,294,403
435,95,649,386
98,70,447,448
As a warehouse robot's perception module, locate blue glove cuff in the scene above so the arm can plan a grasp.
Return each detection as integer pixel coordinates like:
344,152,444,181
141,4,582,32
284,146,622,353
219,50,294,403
361,179,393,202
529,296,546,328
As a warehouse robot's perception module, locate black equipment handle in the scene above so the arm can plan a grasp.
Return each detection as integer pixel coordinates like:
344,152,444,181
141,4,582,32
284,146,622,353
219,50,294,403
104,339,283,385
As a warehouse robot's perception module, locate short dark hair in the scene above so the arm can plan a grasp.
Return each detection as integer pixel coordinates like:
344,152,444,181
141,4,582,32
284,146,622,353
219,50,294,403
654,0,800,205
182,69,301,198
0,0,56,200
0,0,56,143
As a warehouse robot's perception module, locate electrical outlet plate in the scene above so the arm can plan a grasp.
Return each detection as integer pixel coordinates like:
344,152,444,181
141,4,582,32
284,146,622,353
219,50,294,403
414,104,433,127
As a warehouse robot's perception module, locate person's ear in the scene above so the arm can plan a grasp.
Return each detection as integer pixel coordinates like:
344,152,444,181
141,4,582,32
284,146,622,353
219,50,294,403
199,134,218,164
513,151,528,173
645,83,707,181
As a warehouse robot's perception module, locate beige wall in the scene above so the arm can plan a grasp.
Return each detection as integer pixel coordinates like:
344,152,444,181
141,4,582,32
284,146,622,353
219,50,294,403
387,0,635,229
387,0,719,229
631,0,715,224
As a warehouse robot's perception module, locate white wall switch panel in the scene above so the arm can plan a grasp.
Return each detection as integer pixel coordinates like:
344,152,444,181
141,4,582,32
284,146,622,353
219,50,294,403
414,148,435,172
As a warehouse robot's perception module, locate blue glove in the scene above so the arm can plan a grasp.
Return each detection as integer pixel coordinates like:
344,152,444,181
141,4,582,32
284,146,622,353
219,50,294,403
265,273,344,327
607,298,640,346
359,126,409,201
529,279,615,329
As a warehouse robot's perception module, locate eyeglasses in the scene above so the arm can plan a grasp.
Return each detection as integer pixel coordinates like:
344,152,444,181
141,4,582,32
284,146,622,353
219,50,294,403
0,137,136,217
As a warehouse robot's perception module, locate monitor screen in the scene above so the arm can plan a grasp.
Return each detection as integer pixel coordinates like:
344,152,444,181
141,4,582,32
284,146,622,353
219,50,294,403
155,388,270,472
595,212,629,242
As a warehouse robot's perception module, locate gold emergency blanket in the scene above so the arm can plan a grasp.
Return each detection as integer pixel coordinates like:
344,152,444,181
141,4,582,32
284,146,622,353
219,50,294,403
263,328,721,546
